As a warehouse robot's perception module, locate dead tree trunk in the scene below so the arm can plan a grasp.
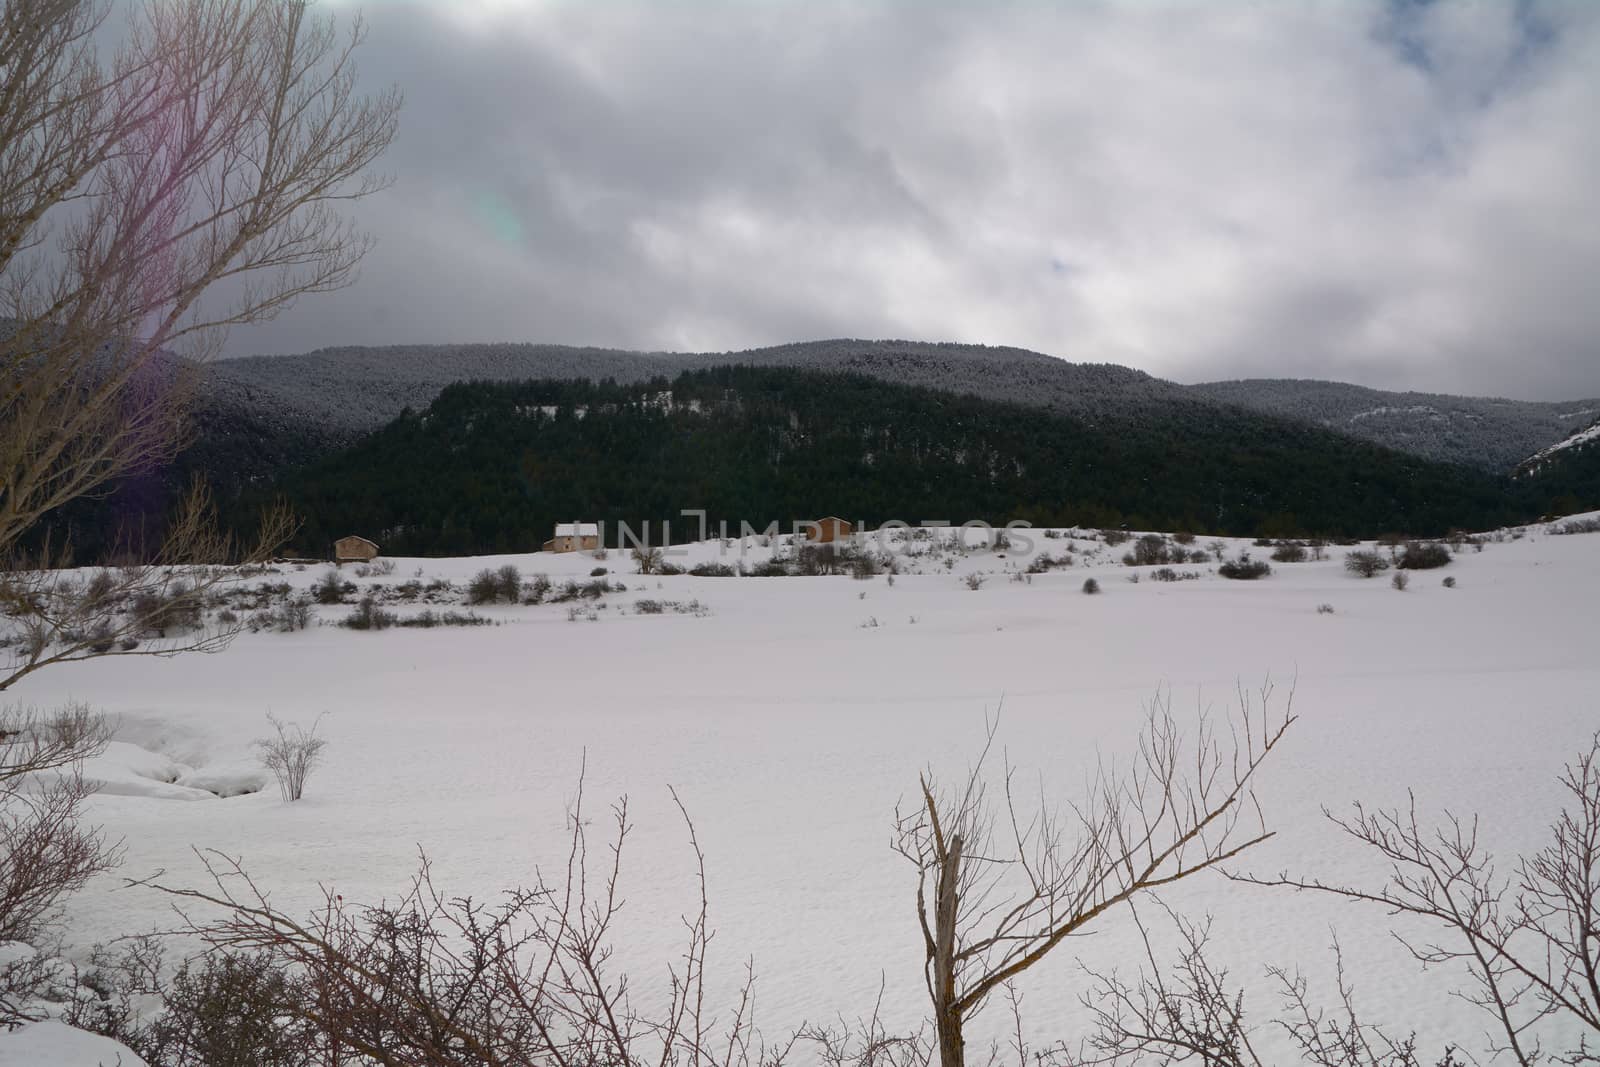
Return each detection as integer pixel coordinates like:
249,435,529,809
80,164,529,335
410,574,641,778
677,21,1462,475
897,687,1294,1067
933,831,964,1067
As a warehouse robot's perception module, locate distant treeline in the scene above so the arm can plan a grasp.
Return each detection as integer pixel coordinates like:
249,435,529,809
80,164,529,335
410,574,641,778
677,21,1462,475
224,367,1594,558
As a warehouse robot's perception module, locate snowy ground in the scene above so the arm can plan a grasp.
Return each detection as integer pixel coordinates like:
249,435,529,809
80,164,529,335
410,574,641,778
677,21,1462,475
7,520,1599,1062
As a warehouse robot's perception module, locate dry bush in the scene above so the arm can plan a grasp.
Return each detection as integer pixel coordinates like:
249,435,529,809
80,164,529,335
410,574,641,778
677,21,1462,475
1396,543,1451,571
1060,899,1465,1067
1344,551,1390,579
1239,732,1600,1066
254,714,327,802
0,702,121,1024
1218,557,1272,580
1271,541,1308,563
0,703,120,945
145,774,792,1067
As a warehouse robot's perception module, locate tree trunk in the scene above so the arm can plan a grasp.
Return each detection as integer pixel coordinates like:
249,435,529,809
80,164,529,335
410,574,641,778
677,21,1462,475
934,832,965,1067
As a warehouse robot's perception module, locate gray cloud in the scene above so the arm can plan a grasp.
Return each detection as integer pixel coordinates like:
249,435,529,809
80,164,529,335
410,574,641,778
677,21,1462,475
221,0,1600,400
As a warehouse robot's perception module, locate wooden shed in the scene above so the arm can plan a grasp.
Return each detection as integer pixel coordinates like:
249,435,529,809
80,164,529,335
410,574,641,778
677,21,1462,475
803,517,854,544
334,535,380,563
542,522,601,553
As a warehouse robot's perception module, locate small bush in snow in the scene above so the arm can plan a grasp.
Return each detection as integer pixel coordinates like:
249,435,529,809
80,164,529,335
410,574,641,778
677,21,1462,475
1173,531,1196,545
1317,603,1335,614
495,565,522,599
1392,572,1410,591
849,554,882,580
1550,517,1600,535
1082,578,1101,595
255,714,327,802
1344,550,1390,578
689,561,736,577
130,584,201,637
1270,541,1307,563
398,610,492,628
313,570,348,605
1218,556,1271,580
468,568,520,604
523,573,552,604
1150,568,1200,582
590,567,608,577
964,573,985,591
1123,535,1175,567
1397,542,1451,570
340,596,397,630
1100,529,1130,546
277,599,312,632
1442,576,1457,588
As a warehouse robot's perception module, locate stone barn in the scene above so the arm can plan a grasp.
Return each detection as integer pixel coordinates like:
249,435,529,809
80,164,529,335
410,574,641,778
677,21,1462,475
542,522,601,553
334,535,380,563
803,517,855,544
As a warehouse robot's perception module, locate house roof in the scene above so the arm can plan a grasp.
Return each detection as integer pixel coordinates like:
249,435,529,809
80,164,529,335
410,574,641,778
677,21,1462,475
337,535,379,548
554,523,600,537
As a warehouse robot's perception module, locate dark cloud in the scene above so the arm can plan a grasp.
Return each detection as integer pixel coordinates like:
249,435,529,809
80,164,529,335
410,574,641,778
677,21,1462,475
222,0,1600,399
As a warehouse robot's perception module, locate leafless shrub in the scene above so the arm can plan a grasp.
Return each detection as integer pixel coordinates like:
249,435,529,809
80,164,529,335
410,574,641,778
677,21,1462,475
1391,572,1409,592
1344,551,1390,579
142,772,791,1067
1237,731,1600,1067
1060,900,1463,1067
254,714,327,802
0,703,120,944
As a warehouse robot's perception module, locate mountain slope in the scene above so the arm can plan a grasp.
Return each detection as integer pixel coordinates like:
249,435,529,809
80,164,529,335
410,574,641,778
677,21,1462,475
1514,416,1600,516
208,339,1599,472
253,366,1531,557
1190,378,1599,471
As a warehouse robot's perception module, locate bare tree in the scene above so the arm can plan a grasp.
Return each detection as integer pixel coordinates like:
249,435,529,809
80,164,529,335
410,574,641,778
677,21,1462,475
894,685,1295,1067
1,0,399,557
1237,732,1600,1067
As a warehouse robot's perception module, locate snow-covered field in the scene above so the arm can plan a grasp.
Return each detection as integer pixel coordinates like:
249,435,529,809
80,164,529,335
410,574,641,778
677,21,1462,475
7,521,1599,1062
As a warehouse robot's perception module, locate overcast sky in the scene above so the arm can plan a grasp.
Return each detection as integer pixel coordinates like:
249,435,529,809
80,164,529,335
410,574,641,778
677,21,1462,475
221,0,1600,400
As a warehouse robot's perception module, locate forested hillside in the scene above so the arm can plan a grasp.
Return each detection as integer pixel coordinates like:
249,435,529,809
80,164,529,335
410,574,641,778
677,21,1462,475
1191,378,1599,471
1515,416,1600,514
252,367,1537,557
206,338,1600,472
